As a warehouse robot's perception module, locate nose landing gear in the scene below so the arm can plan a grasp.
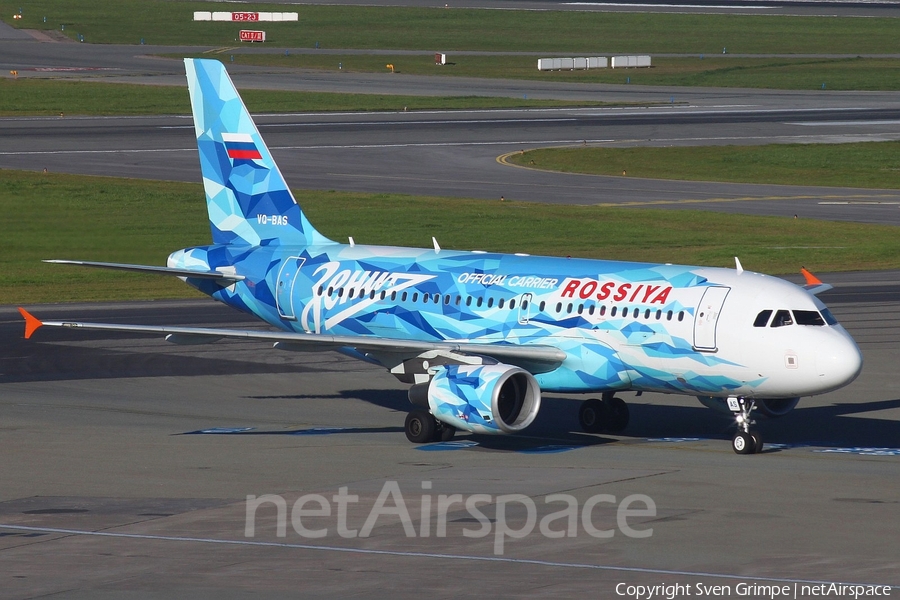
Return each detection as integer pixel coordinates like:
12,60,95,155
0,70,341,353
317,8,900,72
728,396,763,454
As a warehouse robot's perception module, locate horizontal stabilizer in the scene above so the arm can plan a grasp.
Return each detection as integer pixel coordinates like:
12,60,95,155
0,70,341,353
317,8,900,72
44,260,244,282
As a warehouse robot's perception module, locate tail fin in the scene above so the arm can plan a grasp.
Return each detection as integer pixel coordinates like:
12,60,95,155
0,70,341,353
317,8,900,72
184,58,332,247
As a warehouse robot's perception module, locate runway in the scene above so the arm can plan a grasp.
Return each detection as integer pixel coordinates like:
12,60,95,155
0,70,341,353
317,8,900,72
2,271,899,597
4,104,900,224
2,26,900,597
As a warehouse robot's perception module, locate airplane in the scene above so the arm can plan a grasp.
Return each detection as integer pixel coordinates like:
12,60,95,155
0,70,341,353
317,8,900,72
19,58,863,455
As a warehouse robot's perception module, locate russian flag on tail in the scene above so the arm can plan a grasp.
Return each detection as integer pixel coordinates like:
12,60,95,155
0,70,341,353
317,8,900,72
222,132,262,160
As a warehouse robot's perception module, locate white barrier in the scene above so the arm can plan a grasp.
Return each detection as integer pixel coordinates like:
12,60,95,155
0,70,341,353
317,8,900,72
611,55,651,68
194,12,299,22
537,56,608,71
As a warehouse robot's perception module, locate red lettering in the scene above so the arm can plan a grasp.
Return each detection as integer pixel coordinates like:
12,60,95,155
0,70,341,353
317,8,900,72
629,284,644,302
579,280,597,299
562,279,580,298
613,283,631,302
597,281,615,300
651,286,671,304
642,285,660,303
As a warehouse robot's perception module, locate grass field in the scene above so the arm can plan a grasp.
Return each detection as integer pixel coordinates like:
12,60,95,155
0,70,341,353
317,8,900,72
3,169,899,305
0,78,621,117
214,54,900,92
506,142,900,189
2,1,899,54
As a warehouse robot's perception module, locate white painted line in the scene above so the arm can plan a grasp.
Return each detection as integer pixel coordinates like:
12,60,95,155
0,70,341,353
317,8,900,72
0,524,897,588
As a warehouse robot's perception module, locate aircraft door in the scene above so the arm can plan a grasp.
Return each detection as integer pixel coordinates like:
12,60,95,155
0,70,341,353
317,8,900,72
693,286,730,352
518,293,533,324
276,256,306,320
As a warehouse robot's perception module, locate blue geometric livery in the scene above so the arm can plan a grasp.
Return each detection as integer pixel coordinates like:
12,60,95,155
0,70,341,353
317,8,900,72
21,58,863,455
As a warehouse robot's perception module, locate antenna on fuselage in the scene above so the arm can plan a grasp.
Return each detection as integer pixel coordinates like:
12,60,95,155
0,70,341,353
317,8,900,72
734,257,744,274
348,236,355,247
432,237,441,253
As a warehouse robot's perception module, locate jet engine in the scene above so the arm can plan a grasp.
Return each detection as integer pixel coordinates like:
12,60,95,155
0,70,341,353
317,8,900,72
697,396,800,418
427,364,541,434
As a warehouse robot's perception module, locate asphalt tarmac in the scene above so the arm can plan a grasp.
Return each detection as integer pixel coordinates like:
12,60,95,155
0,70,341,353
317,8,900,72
1,272,899,598
2,23,900,599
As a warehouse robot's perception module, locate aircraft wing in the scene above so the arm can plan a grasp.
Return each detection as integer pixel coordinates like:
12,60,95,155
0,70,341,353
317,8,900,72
18,308,566,373
43,260,244,282
800,267,834,296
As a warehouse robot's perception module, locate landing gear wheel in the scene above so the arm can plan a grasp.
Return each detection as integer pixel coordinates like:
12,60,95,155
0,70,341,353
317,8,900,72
405,409,437,444
436,424,456,442
750,431,763,454
732,431,754,455
607,397,630,433
579,398,608,434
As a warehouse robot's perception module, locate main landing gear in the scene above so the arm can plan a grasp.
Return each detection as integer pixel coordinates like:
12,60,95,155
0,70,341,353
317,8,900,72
578,392,630,434
728,396,763,455
405,409,456,444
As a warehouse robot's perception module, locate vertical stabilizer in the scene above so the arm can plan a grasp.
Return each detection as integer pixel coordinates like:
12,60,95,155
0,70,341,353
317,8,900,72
184,58,332,247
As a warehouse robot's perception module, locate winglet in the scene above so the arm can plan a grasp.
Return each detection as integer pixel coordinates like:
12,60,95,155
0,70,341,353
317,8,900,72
800,267,833,296
18,308,43,339
801,267,823,286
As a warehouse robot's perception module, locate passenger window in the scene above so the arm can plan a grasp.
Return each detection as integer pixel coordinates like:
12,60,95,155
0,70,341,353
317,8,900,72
667,310,673,321
754,310,773,327
466,296,472,306
678,311,684,322
477,297,484,307
488,298,494,308
380,291,386,300
655,309,661,320
498,298,505,309
509,299,516,310
771,309,793,327
422,293,429,304
539,301,546,311
611,306,617,317
577,304,584,315
401,292,408,302
556,302,562,313
588,305,595,315
412,293,419,302
794,310,825,326
391,291,397,301
445,295,451,305
645,309,651,319
600,305,606,316
567,303,573,314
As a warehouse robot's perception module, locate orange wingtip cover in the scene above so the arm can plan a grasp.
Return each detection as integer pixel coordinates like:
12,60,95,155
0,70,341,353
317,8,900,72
801,267,823,286
18,307,43,339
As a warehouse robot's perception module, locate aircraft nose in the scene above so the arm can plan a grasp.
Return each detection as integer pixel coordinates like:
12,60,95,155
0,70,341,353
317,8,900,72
815,331,863,391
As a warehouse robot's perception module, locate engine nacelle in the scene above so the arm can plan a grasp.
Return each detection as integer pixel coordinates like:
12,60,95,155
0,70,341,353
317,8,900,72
428,364,541,435
756,397,800,418
697,396,800,418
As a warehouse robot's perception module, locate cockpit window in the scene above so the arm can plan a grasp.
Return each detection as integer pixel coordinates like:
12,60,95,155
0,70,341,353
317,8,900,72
770,309,793,328
753,310,772,327
821,308,838,326
793,310,826,326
